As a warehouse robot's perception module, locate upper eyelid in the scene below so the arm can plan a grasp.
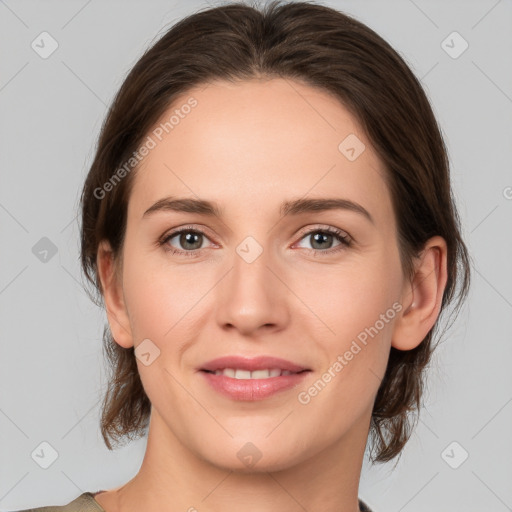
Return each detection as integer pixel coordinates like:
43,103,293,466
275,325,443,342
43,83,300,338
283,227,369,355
296,224,350,239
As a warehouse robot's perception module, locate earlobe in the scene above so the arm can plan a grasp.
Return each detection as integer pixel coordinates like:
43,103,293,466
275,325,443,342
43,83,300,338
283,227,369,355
392,236,448,351
96,240,134,349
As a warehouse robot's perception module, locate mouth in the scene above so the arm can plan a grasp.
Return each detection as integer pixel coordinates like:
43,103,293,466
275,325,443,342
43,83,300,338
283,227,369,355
198,355,311,400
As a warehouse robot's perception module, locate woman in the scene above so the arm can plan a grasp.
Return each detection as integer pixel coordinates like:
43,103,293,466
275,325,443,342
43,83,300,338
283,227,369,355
15,1,470,511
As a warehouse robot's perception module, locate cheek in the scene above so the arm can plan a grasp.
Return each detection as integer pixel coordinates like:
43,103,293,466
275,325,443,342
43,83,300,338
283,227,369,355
292,244,403,397
294,253,401,428
122,244,206,339
121,253,200,396
293,249,401,340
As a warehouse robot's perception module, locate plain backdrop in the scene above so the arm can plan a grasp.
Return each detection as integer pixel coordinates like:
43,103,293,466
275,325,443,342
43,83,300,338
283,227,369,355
1,1,511,511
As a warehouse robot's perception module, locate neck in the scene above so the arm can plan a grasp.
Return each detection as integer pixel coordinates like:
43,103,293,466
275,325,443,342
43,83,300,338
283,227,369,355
108,408,370,512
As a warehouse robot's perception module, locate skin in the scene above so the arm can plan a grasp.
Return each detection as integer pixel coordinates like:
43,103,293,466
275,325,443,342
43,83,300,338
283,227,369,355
94,77,448,512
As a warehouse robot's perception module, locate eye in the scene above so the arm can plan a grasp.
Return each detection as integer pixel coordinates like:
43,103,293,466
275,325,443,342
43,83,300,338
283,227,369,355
294,226,352,256
159,226,215,257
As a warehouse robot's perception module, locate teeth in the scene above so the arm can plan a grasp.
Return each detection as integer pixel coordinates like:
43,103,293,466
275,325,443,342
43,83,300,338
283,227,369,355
212,368,293,379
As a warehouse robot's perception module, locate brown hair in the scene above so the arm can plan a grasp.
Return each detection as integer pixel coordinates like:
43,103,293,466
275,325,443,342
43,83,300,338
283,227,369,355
79,0,471,463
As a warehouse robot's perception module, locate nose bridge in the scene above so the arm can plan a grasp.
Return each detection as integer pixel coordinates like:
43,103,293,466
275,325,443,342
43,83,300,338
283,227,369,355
231,233,277,306
215,232,288,333
234,236,272,289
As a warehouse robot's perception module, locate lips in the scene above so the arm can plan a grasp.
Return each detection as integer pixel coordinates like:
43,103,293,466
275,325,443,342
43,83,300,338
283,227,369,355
200,355,309,374
198,355,311,400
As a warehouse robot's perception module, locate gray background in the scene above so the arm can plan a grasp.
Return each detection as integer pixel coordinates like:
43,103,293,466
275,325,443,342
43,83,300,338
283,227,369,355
1,0,511,511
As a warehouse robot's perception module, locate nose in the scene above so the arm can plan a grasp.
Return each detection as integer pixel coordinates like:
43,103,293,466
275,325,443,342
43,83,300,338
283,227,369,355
215,244,290,337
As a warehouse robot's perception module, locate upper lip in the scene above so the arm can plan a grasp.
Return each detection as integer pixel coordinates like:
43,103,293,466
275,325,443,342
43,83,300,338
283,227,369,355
200,356,310,373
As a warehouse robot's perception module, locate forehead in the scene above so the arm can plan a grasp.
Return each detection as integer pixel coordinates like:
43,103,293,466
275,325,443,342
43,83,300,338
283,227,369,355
129,78,392,225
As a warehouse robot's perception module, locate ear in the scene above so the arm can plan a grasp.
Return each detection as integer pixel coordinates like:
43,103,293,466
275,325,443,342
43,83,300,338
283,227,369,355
96,240,134,348
392,236,448,351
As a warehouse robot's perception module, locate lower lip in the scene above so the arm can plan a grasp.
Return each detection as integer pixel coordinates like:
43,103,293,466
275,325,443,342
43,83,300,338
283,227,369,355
200,370,310,401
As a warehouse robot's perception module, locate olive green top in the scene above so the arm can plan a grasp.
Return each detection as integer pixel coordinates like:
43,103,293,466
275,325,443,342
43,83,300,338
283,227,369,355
12,491,374,511
11,493,105,512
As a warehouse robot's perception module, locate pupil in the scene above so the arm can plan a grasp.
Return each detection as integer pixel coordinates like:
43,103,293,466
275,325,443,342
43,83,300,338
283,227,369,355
312,232,331,249
181,232,201,250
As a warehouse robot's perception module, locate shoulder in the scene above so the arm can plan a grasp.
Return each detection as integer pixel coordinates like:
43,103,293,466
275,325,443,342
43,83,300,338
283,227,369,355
9,492,105,512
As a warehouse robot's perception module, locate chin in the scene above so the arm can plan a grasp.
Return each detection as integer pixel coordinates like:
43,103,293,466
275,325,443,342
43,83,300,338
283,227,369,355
198,437,309,474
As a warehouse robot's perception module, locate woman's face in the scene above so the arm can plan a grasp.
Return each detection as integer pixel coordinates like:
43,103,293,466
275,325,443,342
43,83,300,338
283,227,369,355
109,78,408,471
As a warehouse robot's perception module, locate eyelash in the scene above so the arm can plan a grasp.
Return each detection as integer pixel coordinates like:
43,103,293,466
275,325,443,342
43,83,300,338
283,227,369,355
158,225,352,258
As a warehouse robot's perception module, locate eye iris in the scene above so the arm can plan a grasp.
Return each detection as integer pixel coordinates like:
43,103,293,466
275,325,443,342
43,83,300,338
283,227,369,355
180,232,202,250
311,232,332,250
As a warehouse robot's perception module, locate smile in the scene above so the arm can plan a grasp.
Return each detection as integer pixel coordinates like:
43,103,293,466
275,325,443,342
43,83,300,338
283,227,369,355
203,368,303,379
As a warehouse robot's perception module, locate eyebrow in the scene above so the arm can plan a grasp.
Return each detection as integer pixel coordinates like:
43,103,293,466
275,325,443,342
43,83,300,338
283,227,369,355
142,196,374,224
